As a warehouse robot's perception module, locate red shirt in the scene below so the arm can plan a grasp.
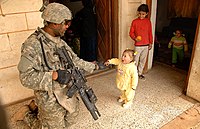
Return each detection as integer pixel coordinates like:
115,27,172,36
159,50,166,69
129,18,153,46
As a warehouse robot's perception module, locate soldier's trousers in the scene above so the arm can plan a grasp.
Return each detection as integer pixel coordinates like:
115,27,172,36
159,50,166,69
24,94,79,129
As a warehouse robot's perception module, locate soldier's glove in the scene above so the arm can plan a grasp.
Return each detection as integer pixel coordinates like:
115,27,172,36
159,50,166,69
56,69,72,84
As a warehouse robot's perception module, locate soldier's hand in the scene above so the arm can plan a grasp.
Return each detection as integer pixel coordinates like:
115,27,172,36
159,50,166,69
52,71,58,80
148,44,152,50
91,61,99,70
104,61,110,66
55,70,72,84
95,64,99,70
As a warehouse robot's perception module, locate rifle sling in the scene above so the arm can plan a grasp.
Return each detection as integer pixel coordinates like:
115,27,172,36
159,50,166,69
35,30,53,70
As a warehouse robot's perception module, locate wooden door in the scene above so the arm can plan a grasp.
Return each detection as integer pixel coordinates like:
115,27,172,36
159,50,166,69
95,0,112,62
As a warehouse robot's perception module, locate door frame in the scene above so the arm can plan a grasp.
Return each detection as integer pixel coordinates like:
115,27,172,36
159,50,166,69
111,0,119,58
185,14,200,93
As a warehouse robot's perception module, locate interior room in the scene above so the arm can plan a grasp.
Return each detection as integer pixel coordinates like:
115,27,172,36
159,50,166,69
154,0,199,70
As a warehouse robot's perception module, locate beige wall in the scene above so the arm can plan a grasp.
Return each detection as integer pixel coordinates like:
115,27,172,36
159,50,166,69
0,0,43,105
187,25,200,101
119,0,142,57
148,0,157,69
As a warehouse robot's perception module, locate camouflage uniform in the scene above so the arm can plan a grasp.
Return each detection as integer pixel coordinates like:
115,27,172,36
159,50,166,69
17,3,95,129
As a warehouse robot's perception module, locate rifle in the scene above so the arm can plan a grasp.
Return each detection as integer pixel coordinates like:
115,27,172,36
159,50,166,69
56,46,101,120
39,0,49,12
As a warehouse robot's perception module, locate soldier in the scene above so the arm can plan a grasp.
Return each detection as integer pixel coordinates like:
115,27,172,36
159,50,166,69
16,3,98,129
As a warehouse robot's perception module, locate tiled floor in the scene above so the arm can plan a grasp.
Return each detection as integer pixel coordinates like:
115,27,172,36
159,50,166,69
3,62,199,129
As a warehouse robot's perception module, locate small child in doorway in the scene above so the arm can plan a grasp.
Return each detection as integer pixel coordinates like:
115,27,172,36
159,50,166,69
168,29,188,67
104,49,138,109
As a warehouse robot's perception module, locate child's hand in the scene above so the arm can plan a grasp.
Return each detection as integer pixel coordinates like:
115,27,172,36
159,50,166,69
148,44,152,50
184,44,188,52
104,61,110,66
168,43,172,48
95,64,99,70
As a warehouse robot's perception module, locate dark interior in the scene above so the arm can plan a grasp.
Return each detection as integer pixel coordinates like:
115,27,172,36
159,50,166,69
154,0,199,70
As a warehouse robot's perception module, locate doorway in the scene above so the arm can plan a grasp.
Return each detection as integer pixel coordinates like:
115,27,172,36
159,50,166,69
154,0,199,71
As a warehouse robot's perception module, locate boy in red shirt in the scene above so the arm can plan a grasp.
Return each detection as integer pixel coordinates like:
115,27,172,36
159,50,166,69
129,4,153,80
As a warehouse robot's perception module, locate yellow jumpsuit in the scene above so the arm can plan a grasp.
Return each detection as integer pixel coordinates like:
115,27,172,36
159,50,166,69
108,58,138,104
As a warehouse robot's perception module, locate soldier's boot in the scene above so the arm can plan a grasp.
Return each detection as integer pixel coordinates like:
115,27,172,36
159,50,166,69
28,100,38,114
13,100,38,121
13,105,30,121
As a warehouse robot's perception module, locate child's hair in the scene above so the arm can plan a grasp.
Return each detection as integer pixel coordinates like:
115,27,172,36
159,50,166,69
173,29,185,36
176,29,182,33
137,4,149,13
123,49,136,62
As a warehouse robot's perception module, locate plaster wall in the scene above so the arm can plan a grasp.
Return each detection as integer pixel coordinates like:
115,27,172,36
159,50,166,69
118,0,143,57
148,0,157,69
0,0,43,105
187,25,200,102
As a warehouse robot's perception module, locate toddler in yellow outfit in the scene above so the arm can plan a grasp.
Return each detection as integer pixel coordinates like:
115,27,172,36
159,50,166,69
104,49,138,109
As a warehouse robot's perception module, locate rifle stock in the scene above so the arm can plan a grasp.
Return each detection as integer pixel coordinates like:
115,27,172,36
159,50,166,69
56,46,101,120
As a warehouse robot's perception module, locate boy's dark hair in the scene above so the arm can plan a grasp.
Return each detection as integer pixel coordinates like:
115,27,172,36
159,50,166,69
175,29,183,33
137,4,149,13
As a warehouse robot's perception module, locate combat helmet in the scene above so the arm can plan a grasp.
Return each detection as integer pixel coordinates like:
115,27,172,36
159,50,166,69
41,3,72,24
